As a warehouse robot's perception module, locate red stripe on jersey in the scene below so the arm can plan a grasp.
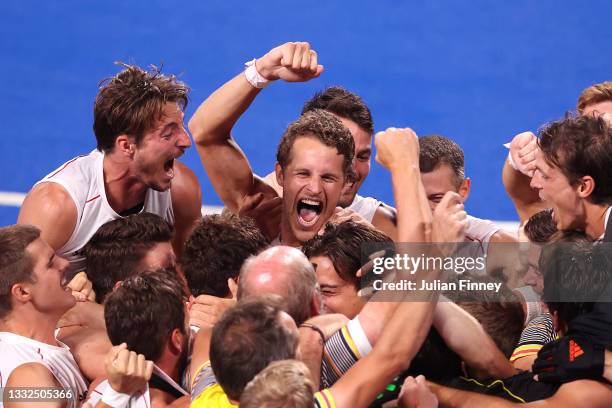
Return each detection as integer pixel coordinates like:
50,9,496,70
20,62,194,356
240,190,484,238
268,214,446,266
48,156,85,178
85,194,100,204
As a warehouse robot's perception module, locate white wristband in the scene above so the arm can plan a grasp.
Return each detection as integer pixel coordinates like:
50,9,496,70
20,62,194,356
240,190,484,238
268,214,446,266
503,142,519,171
101,385,132,407
244,59,271,89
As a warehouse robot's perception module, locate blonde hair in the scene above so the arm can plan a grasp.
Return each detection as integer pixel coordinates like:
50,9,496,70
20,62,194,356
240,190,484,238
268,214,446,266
239,360,315,408
577,81,612,114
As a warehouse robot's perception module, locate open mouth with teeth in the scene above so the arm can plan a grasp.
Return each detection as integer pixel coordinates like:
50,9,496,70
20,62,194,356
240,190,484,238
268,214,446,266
296,198,323,228
164,158,175,179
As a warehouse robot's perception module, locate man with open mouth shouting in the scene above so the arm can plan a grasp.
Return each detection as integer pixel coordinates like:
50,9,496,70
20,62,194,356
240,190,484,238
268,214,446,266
17,64,202,275
189,42,354,247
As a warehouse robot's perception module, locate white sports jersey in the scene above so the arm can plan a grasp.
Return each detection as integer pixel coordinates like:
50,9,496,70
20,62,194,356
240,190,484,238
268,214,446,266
0,332,88,408
35,150,174,273
347,194,382,223
86,365,188,407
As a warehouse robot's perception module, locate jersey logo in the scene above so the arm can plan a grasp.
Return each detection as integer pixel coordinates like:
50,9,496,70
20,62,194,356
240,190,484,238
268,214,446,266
568,339,584,361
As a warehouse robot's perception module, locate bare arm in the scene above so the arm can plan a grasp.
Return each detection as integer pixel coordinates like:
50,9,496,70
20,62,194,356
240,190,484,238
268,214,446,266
434,300,516,380
170,160,202,258
17,182,77,251
5,363,65,408
371,205,398,241
188,42,322,214
430,379,612,408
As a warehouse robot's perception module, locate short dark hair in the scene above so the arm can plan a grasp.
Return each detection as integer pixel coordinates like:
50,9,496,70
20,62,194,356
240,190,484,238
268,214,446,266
523,209,557,243
419,135,465,188
303,221,393,289
93,63,189,153
210,296,298,401
538,114,612,205
82,213,174,303
0,225,40,320
181,214,268,297
276,110,355,177
104,268,187,361
302,86,374,134
541,241,610,328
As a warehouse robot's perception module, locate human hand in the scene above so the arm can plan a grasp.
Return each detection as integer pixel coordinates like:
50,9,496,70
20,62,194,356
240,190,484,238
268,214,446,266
255,42,324,82
105,343,153,395
375,127,420,172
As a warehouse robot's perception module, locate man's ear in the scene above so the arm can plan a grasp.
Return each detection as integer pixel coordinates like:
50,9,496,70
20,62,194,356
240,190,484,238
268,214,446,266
11,283,32,304
577,176,595,199
169,328,184,354
275,163,284,188
115,134,135,157
458,177,471,202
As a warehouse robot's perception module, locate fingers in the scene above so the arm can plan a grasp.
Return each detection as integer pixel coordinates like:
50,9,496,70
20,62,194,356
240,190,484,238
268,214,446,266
144,360,154,382
437,191,463,212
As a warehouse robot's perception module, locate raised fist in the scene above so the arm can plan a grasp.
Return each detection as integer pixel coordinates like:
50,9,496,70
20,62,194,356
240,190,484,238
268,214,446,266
374,127,419,171
255,42,324,82
508,131,538,177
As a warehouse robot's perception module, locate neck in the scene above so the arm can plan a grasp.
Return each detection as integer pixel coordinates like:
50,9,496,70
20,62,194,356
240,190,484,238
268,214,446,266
584,202,610,239
0,310,61,346
155,353,181,383
103,154,148,213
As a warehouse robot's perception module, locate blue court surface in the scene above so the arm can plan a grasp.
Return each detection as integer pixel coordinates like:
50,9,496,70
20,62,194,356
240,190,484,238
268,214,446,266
2,1,611,226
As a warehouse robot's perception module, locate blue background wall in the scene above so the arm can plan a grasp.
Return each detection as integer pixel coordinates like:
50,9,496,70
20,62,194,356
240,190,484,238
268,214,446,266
2,0,611,226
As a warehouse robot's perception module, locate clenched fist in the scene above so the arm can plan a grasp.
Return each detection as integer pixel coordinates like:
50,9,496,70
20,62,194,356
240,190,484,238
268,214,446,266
105,343,154,396
375,127,420,171
508,131,538,177
255,42,324,83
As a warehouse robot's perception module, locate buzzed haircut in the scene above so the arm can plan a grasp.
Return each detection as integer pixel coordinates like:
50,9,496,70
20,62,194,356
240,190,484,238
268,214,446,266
94,63,190,153
523,209,557,243
82,213,174,303
538,114,612,205
240,360,315,408
0,225,40,320
276,109,355,177
181,214,269,298
210,296,298,401
577,81,612,114
302,86,374,134
419,135,465,188
104,268,187,361
303,220,393,290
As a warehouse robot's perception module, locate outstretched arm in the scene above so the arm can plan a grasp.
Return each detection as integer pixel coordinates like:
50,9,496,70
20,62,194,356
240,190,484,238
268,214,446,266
188,42,323,214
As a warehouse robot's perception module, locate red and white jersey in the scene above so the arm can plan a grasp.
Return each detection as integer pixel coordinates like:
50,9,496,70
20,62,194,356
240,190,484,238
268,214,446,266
0,332,88,408
86,365,187,408
35,150,174,273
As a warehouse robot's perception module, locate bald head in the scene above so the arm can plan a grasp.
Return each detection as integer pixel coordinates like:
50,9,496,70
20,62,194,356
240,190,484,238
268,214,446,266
238,246,320,324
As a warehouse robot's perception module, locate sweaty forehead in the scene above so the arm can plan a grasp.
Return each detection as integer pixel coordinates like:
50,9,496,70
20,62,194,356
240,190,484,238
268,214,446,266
287,137,345,171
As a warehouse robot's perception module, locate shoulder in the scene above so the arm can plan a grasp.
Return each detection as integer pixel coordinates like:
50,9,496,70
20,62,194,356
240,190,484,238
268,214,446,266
171,160,202,211
6,362,59,387
17,182,77,250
